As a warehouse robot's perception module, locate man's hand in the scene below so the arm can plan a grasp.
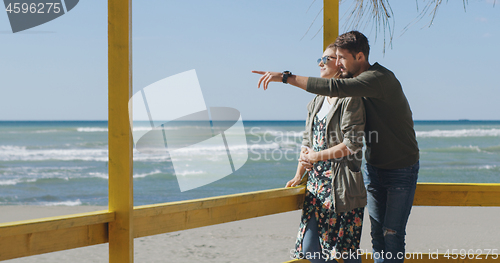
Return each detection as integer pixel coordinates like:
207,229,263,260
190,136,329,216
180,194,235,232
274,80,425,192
251,71,282,90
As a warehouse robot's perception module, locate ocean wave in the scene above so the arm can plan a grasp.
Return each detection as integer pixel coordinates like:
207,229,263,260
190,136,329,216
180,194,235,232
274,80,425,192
43,199,82,206
416,128,500,138
2,129,66,134
88,172,109,180
75,169,203,177
176,170,205,176
77,126,182,132
0,145,109,161
0,176,88,185
482,145,500,152
134,169,162,178
0,145,167,162
87,170,164,179
76,127,108,132
444,165,499,171
0,177,70,186
0,166,90,175
0,142,297,162
32,129,62,133
138,143,252,155
247,129,303,139
248,142,302,151
423,145,483,153
478,165,498,170
0,179,19,186
248,143,280,150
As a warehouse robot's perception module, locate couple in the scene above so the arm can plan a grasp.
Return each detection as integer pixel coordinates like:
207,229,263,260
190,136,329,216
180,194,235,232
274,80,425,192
253,31,419,263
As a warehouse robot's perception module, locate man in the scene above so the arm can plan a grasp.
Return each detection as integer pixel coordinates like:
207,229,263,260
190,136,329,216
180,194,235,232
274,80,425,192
253,31,419,263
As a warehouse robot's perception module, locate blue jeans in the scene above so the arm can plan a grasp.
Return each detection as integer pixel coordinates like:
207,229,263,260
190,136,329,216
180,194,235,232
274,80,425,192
363,161,419,263
302,216,362,263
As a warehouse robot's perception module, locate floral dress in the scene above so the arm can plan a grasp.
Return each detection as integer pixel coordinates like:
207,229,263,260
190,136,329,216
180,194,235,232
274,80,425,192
294,114,364,258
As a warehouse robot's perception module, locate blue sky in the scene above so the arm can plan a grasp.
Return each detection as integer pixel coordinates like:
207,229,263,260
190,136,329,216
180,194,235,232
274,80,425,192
0,0,498,120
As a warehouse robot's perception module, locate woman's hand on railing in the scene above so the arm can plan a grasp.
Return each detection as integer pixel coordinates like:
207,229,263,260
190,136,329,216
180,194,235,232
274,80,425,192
286,176,303,188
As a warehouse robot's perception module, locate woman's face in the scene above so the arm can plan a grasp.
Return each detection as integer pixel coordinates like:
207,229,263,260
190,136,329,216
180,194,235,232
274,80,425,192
319,48,339,79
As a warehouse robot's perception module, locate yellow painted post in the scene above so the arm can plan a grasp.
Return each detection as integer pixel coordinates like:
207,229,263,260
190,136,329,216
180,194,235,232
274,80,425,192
108,0,133,262
323,0,339,50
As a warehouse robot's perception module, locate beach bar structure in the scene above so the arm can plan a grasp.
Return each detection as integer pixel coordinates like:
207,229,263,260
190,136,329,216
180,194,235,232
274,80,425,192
1,0,499,262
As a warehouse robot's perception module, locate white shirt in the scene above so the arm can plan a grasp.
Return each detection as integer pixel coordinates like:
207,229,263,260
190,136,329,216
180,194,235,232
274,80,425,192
302,97,356,154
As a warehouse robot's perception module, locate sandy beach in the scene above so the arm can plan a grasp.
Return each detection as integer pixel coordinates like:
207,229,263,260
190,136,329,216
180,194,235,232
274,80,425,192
1,205,500,262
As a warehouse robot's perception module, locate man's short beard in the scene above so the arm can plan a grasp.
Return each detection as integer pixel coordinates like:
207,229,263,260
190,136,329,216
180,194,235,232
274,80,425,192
342,71,354,78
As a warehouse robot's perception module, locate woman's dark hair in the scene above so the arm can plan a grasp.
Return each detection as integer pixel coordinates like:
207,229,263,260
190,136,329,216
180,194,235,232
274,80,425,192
333,31,370,60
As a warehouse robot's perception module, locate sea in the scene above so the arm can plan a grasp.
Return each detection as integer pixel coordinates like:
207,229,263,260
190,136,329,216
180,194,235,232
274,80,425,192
1,120,499,207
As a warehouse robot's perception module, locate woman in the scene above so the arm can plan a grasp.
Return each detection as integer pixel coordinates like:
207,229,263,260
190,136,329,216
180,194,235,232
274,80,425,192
286,45,367,263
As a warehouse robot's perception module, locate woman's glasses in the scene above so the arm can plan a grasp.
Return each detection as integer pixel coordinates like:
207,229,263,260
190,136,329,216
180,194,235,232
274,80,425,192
317,56,335,65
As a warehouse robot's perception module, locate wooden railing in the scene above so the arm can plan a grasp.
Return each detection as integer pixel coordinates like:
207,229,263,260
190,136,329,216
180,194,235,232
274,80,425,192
1,183,500,261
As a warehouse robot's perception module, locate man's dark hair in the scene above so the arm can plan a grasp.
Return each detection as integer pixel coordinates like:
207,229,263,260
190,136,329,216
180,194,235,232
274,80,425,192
334,31,370,60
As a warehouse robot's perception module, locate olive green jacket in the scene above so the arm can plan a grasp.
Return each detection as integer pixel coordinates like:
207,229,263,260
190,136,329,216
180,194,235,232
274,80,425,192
302,95,367,213
306,63,419,169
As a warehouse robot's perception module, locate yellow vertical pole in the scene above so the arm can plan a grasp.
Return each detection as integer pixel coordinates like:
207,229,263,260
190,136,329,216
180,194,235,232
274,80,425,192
108,0,133,262
323,0,339,50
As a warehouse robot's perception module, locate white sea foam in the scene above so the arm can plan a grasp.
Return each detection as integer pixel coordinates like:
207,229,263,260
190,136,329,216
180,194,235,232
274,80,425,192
76,126,181,132
0,145,26,151
451,145,482,152
248,143,281,150
249,129,303,138
0,179,18,186
2,130,61,134
176,170,205,176
88,172,109,179
0,142,287,162
32,129,61,133
0,166,90,177
43,199,82,206
0,145,109,161
416,128,500,138
76,127,108,132
133,169,162,178
171,143,252,154
424,145,484,153
85,170,163,179
477,165,498,170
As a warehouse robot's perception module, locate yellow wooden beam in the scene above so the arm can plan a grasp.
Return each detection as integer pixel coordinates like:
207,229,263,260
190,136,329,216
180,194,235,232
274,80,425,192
0,224,108,261
108,0,133,262
0,210,113,238
133,187,306,238
0,211,112,261
2,183,500,261
414,183,500,206
0,188,304,260
323,0,339,50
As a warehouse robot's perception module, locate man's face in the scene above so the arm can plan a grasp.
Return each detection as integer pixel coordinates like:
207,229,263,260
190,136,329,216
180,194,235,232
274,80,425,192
335,48,362,78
